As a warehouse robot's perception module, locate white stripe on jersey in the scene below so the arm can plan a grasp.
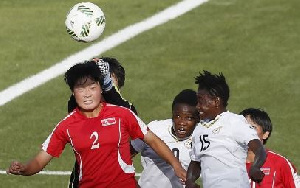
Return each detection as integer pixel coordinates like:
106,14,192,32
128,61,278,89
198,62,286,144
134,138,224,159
117,118,135,173
67,129,83,181
42,111,75,153
268,150,299,187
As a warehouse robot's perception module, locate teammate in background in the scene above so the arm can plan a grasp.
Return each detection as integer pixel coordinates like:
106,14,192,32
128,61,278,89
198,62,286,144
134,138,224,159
131,89,199,188
7,61,186,188
240,108,300,188
185,70,266,188
68,57,138,187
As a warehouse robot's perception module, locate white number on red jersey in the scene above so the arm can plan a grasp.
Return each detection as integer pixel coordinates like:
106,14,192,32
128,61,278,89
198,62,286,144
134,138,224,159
90,131,100,149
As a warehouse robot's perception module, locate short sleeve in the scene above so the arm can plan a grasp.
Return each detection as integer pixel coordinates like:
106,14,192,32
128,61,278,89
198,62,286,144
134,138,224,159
42,124,68,158
279,158,299,188
232,116,259,145
124,110,148,140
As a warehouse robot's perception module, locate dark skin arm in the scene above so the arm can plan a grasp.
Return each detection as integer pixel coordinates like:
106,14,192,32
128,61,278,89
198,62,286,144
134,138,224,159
248,139,266,183
186,160,201,188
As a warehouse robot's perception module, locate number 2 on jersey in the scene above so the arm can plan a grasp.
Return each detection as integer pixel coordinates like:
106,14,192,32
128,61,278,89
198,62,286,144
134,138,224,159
90,131,100,149
199,134,210,151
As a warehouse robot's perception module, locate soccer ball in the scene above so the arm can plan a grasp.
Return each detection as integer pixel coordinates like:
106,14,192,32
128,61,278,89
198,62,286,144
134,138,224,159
65,2,106,42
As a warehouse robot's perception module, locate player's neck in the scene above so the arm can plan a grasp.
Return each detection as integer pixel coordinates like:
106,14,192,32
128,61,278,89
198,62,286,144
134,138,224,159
208,107,226,120
218,107,226,115
81,103,103,118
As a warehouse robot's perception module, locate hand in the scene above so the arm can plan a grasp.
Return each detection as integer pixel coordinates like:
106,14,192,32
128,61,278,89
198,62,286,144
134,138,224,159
173,165,187,184
93,58,112,91
249,166,265,183
7,161,25,175
93,58,110,76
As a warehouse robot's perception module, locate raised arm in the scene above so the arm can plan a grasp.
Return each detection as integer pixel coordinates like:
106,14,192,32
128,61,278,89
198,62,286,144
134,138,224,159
7,150,53,176
143,130,186,182
186,160,201,188
248,139,266,183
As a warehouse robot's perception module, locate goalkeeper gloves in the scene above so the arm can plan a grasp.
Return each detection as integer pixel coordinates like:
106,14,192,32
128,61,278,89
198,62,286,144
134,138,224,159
94,58,113,92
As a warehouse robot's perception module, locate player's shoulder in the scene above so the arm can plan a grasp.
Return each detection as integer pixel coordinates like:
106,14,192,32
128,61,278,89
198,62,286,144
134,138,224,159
106,102,129,110
147,119,172,133
222,111,245,122
148,119,171,128
222,111,249,127
49,110,80,132
267,150,294,165
105,102,135,115
266,150,299,174
59,110,78,124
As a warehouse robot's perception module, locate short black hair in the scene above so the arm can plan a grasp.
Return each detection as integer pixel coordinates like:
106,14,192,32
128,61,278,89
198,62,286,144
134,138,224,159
240,108,272,145
172,89,198,110
64,61,104,91
195,70,229,107
101,57,125,88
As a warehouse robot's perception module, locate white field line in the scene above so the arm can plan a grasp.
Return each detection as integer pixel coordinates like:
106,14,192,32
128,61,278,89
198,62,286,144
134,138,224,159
0,170,141,176
0,0,208,106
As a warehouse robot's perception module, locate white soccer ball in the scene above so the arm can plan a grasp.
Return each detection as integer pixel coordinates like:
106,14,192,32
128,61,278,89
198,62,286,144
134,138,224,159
65,2,106,42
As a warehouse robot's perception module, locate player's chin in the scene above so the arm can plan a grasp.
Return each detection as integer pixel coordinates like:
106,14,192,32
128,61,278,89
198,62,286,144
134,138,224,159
175,131,188,140
80,103,98,111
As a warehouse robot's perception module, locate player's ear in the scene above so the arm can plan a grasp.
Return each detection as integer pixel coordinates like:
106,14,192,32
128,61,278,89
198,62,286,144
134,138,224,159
215,97,221,108
263,131,270,140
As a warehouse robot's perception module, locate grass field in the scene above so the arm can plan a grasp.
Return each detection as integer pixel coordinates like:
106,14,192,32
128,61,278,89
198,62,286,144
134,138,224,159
0,0,300,187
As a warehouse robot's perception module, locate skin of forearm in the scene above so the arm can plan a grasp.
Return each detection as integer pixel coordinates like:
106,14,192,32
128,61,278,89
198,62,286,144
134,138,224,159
251,143,266,169
19,151,52,176
186,161,201,185
20,158,45,176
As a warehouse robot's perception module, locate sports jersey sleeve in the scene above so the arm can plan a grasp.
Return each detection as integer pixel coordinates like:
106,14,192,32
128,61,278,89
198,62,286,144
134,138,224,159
124,110,148,140
295,174,300,188
42,123,68,158
232,116,259,145
279,159,298,188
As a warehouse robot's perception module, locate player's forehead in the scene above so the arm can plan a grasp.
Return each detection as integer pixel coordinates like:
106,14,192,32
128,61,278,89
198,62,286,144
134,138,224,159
173,103,196,114
74,77,98,88
197,89,214,99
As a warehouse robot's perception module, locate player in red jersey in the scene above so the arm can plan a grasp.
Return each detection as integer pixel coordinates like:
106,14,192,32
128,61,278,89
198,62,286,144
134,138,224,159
7,61,186,188
68,57,139,188
241,108,299,188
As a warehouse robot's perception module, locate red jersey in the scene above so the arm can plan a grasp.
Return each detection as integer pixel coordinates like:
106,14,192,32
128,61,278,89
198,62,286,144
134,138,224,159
42,103,148,188
246,150,297,188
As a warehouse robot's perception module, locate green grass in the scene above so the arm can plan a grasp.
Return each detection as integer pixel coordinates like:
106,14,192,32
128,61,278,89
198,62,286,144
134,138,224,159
1,0,300,187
